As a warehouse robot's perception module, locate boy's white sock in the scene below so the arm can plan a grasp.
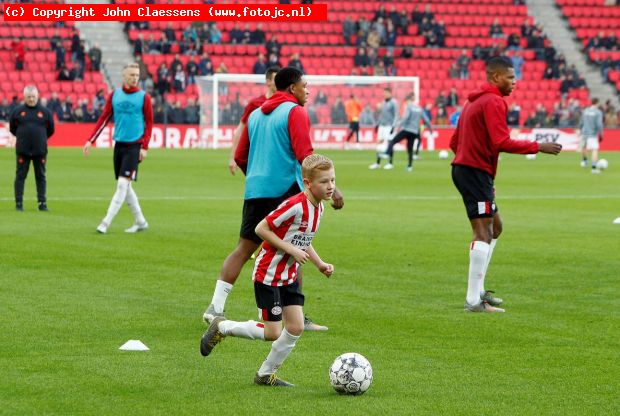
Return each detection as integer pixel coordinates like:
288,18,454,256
102,177,130,225
466,241,490,305
480,239,498,293
211,280,233,313
219,320,265,340
257,328,300,376
125,184,146,225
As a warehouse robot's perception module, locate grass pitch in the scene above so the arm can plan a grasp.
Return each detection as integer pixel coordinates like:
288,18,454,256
1,147,618,415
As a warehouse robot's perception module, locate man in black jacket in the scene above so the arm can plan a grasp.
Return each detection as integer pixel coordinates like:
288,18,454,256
9,86,55,211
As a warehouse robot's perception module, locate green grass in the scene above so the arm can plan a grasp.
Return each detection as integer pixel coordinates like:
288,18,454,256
1,147,618,415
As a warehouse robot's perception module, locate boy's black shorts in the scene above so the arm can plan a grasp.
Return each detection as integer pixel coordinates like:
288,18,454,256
114,142,142,180
240,183,301,244
254,281,305,322
452,164,498,219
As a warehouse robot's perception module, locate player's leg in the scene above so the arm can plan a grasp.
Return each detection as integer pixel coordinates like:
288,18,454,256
479,212,503,306
256,284,304,386
354,122,360,143
405,132,415,171
385,131,406,168
32,155,47,210
124,181,148,233
14,154,30,211
370,126,388,169
452,165,503,312
589,138,600,172
580,136,588,167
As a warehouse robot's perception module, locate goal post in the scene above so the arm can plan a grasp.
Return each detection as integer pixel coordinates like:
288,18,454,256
197,74,420,149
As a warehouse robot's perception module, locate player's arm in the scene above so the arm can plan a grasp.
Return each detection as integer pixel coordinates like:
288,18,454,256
233,123,250,174
421,111,433,134
228,121,245,175
84,92,113,156
8,107,19,136
255,219,309,264
45,108,55,138
139,93,154,160
484,100,541,154
307,244,334,278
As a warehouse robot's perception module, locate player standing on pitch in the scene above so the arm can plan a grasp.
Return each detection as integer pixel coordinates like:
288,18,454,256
450,56,562,313
83,62,153,234
227,66,279,175
369,87,398,170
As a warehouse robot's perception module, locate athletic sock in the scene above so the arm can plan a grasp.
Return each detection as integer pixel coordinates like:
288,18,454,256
102,177,130,225
211,280,233,313
257,328,300,376
466,241,490,305
125,184,146,225
480,238,497,293
219,320,265,340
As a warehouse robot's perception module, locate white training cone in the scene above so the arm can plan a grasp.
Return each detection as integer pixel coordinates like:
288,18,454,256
613,217,620,224
119,340,149,351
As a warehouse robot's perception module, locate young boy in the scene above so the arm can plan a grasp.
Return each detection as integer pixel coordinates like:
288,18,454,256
200,154,336,387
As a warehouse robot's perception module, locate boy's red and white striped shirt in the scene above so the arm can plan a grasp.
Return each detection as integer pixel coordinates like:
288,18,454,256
253,192,324,286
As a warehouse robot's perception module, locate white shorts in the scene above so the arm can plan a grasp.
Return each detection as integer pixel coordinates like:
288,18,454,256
581,136,599,151
377,125,394,143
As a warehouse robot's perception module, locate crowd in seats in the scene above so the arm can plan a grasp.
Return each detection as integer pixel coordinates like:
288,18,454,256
0,2,108,123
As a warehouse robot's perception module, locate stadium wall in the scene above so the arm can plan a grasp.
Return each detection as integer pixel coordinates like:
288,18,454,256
1,123,620,151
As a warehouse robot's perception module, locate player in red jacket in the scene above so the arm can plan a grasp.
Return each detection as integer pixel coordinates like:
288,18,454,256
450,56,562,313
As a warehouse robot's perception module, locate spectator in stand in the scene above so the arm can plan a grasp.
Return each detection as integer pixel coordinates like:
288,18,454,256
315,90,328,106
48,92,62,119
267,53,282,69
521,19,533,39
185,97,200,125
136,56,150,90
89,43,102,71
167,100,185,124
153,100,165,124
70,29,80,63
183,25,198,44
164,22,176,42
604,105,618,127
435,90,448,111
197,23,210,45
367,29,381,49
411,5,423,24
357,16,371,36
507,103,521,126
374,4,388,21
385,21,397,47
331,97,347,124
421,4,434,21
543,67,555,80
216,62,229,74
435,107,447,125
253,54,268,75
265,35,282,58
534,104,548,126
11,38,25,71
423,104,432,124
353,47,370,70
436,21,447,47
401,46,413,58
511,52,524,80
507,33,521,50
449,63,460,78
156,63,170,95
0,98,11,121
161,33,172,55
388,5,399,27
559,74,573,95
198,52,213,76
172,64,186,92
372,17,387,44
456,50,471,80
93,89,106,112
489,19,504,39
54,39,66,71
343,16,356,46
241,24,252,44
75,40,86,79
146,34,161,54
366,48,378,68
133,33,146,56
374,61,387,76
186,56,199,85
383,50,395,75
252,24,266,45
396,10,410,35
59,98,75,122
210,24,222,44
58,65,74,81
229,23,243,44
447,87,459,107
288,53,305,74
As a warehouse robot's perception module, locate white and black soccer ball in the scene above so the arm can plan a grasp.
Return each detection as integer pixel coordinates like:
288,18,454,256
329,353,373,395
596,159,609,170
438,150,449,160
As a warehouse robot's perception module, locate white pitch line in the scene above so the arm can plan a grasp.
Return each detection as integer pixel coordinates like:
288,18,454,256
1,195,618,202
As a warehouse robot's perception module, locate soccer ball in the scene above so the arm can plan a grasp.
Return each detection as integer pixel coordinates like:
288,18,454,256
329,353,373,395
438,150,449,159
525,154,537,160
596,159,609,170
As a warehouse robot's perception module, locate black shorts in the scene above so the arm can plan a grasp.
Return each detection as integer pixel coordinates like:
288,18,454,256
254,281,305,322
452,164,498,219
114,142,141,180
240,183,301,244
348,121,359,131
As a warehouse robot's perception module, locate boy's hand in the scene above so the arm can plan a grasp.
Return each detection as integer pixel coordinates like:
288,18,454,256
290,247,309,264
319,262,334,278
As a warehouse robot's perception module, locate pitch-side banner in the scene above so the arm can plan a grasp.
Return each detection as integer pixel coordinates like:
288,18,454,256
1,123,620,151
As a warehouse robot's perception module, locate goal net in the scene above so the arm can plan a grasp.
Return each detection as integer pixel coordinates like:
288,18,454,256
197,74,420,149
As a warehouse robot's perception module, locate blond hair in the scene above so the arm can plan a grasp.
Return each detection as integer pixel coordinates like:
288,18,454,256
123,62,140,71
302,154,334,180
